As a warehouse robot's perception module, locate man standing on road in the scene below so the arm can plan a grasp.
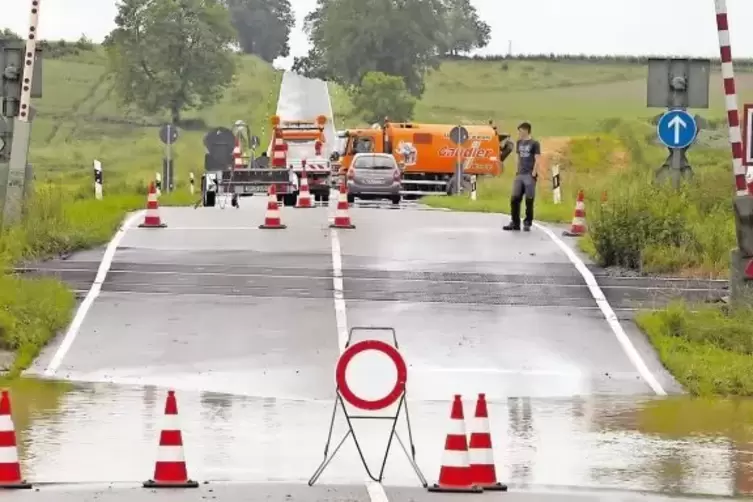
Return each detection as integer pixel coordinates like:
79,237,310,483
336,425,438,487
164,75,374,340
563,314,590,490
503,122,541,232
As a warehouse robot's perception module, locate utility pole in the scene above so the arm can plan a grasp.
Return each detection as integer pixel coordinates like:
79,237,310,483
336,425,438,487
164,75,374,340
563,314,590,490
0,0,43,227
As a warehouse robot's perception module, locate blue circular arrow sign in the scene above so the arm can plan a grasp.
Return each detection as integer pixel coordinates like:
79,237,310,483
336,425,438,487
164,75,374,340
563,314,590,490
656,110,698,149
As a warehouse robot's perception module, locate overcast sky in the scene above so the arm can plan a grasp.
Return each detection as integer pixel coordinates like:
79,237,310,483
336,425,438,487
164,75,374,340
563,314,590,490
4,0,753,67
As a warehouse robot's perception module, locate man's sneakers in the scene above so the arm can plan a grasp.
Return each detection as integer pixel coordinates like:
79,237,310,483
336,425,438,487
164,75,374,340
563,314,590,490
503,222,532,232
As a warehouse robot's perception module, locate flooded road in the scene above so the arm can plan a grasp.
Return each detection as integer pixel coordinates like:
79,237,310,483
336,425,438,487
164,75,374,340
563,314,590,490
7,380,753,499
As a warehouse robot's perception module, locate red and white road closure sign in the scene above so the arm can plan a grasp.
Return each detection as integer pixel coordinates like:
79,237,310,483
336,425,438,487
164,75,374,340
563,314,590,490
743,104,753,166
335,340,407,411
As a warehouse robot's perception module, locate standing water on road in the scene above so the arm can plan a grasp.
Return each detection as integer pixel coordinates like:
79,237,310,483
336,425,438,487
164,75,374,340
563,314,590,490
6,380,753,497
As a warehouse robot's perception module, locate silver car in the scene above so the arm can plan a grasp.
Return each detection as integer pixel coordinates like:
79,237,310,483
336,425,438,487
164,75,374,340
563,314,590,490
346,153,402,205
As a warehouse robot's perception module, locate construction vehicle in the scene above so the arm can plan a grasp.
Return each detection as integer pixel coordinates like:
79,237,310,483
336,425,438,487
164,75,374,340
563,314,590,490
331,120,514,197
268,115,333,206
201,120,294,207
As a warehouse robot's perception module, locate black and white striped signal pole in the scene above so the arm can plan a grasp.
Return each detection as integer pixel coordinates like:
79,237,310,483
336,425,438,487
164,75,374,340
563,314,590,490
93,160,103,200
155,172,162,196
189,172,194,195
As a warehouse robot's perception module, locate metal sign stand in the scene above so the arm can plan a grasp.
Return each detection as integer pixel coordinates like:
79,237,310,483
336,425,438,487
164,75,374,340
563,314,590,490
449,126,469,195
308,327,427,487
159,123,179,194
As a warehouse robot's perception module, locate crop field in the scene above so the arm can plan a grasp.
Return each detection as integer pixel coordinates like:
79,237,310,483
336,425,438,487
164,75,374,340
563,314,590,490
332,58,753,137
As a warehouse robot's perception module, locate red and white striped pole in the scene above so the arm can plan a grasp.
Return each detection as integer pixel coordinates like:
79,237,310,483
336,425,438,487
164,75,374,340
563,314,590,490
714,0,749,196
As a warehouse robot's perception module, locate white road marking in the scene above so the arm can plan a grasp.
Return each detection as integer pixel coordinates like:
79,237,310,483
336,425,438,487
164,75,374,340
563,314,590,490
365,478,390,502
330,227,348,353
325,81,389,501
42,211,143,376
533,222,667,396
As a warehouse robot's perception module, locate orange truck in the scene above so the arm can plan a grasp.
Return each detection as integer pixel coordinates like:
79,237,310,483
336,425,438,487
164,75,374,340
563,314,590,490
266,115,333,205
331,120,514,196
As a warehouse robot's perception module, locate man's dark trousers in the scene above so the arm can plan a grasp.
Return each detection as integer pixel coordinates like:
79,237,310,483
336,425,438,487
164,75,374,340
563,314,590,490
510,173,536,228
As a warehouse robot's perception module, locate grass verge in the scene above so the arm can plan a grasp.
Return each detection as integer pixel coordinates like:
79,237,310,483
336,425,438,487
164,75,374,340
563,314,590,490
636,302,753,397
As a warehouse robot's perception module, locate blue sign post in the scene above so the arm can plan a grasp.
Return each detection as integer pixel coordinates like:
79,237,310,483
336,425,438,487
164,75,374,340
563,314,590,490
657,110,698,149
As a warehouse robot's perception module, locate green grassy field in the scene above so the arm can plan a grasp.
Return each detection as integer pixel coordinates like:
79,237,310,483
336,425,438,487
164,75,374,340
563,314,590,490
0,47,282,376
30,48,281,191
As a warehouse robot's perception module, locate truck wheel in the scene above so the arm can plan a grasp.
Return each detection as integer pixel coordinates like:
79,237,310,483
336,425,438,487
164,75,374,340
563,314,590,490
347,193,355,204
391,195,401,205
277,194,284,203
322,192,330,203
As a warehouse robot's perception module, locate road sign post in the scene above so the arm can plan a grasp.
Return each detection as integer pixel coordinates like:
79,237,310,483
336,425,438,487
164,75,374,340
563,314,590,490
308,327,427,487
648,58,710,189
449,125,469,195
656,109,698,188
93,160,102,200
159,124,179,193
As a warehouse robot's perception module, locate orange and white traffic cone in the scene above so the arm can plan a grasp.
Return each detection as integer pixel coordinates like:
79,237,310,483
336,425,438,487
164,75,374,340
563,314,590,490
563,189,586,236
468,393,507,491
232,137,244,170
139,181,167,228
144,390,198,488
0,391,31,489
329,181,355,229
259,185,286,229
427,395,482,493
296,161,313,208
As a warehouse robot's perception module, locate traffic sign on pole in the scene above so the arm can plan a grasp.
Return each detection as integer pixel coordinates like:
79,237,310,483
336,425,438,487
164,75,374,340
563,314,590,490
656,110,698,149
449,125,468,145
335,340,407,411
743,104,753,166
159,124,179,144
309,327,427,488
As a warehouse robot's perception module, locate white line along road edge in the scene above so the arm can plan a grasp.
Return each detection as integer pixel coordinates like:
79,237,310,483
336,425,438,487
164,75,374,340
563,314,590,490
325,80,391,502
533,222,667,396
43,211,144,377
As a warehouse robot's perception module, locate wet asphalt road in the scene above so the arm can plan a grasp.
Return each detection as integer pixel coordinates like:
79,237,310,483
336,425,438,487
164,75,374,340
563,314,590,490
7,71,739,500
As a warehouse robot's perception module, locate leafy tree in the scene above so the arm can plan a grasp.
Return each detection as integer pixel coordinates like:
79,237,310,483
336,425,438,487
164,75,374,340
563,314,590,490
225,0,294,62
350,72,415,123
440,0,490,55
105,0,237,123
0,29,21,41
295,0,447,97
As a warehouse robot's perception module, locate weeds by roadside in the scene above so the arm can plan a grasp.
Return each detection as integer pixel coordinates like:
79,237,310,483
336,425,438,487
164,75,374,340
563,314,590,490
637,302,753,396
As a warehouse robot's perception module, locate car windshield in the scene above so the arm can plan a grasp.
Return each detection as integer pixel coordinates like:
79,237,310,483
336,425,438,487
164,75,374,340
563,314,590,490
354,156,395,170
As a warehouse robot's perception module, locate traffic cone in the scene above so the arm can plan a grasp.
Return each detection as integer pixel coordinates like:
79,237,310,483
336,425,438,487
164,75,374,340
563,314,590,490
296,162,314,208
427,395,482,493
232,137,243,170
563,189,586,236
139,182,167,228
329,181,355,229
468,393,507,491
144,390,198,488
259,184,286,229
0,391,31,489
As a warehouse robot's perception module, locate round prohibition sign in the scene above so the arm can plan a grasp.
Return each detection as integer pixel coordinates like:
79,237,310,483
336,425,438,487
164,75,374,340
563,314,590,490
335,340,407,411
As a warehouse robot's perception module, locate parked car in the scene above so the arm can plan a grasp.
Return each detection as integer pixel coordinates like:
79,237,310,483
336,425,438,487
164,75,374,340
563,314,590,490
346,153,402,205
